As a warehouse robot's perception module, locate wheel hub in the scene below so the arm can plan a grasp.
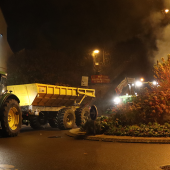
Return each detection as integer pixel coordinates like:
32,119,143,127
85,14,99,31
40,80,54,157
8,107,19,130
82,111,89,123
66,114,73,126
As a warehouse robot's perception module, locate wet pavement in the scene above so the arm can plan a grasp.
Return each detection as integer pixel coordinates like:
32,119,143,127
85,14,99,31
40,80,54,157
0,125,170,170
67,128,170,143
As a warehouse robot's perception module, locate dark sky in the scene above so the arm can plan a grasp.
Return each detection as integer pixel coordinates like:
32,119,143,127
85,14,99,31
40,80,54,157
0,0,170,81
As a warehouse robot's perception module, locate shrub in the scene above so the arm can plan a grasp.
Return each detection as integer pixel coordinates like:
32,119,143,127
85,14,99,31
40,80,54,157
80,116,111,135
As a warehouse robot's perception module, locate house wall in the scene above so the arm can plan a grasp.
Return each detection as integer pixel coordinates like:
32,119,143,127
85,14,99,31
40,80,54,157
0,8,13,73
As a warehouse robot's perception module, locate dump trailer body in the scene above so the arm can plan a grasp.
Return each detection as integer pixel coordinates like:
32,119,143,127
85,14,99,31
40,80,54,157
7,83,96,129
7,83,95,107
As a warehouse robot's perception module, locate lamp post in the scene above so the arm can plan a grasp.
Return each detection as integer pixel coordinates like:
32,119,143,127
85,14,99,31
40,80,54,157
92,50,100,74
92,50,100,65
93,50,99,65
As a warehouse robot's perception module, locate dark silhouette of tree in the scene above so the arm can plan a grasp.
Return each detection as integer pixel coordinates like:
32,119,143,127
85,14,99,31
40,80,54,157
7,48,94,86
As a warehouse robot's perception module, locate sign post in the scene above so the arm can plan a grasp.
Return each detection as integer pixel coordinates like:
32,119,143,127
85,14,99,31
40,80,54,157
90,105,98,136
81,76,88,86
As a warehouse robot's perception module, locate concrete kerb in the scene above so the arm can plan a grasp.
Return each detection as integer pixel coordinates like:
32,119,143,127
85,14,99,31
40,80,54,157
66,128,170,144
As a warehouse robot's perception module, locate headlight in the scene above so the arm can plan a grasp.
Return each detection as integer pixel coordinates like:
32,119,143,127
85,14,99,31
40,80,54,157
135,81,142,87
113,97,121,104
153,81,158,85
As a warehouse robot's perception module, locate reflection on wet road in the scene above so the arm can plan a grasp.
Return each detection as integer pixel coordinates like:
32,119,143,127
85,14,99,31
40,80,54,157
0,125,170,170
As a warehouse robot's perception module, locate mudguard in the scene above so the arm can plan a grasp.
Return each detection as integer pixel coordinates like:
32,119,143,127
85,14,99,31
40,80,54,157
0,93,20,109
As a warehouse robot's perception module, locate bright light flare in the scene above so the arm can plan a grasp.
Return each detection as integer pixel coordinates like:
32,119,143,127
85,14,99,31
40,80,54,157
140,78,144,82
135,81,142,87
165,9,169,13
93,50,99,54
153,81,158,85
113,97,121,104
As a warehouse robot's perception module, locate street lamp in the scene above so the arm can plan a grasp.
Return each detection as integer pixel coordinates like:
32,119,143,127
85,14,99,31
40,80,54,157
165,9,169,14
92,50,100,74
93,50,99,54
92,49,100,65
140,78,144,82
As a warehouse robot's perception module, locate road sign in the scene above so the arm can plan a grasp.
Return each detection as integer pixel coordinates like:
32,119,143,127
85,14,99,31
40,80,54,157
81,76,88,86
91,75,110,84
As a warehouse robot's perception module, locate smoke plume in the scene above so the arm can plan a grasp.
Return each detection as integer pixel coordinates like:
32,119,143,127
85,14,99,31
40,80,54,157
154,0,170,63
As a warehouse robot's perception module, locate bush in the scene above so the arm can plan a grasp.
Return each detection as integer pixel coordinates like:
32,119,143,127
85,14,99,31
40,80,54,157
80,116,111,135
104,123,170,137
110,87,170,125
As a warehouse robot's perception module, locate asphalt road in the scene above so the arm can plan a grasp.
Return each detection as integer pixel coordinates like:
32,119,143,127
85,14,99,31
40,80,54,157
0,125,170,170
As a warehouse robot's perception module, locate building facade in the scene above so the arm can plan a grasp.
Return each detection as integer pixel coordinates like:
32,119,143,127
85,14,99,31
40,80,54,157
0,8,13,73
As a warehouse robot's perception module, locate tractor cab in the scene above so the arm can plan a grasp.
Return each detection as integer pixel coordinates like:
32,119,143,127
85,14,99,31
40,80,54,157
0,71,7,95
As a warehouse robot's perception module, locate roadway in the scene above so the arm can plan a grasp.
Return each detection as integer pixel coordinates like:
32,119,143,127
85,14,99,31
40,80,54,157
0,125,169,170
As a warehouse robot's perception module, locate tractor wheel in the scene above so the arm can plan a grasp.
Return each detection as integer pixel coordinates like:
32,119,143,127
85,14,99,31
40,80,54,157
1,98,22,137
30,112,48,129
58,108,75,130
75,107,90,126
49,112,58,128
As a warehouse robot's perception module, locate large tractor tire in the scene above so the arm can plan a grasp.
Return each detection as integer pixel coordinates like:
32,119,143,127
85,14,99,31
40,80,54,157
30,112,48,129
58,108,75,130
49,112,58,128
75,107,90,126
1,98,22,137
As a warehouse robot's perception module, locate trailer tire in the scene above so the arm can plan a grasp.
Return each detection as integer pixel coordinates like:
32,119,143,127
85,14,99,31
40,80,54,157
75,107,90,126
58,108,75,130
1,98,22,137
49,113,58,128
30,112,48,129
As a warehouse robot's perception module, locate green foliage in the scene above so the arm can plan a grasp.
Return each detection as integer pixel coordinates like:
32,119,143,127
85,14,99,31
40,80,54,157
105,123,170,137
105,56,170,126
80,56,170,137
110,86,170,125
80,116,170,137
80,116,111,135
154,56,170,90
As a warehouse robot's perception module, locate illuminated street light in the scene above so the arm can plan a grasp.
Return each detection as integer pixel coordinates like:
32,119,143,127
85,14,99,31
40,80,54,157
93,50,99,54
140,78,144,82
165,9,169,13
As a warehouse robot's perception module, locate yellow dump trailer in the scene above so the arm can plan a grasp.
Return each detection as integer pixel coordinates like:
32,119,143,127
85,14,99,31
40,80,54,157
7,83,96,130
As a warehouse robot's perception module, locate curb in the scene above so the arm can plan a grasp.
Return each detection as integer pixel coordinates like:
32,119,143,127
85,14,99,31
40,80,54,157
66,128,170,144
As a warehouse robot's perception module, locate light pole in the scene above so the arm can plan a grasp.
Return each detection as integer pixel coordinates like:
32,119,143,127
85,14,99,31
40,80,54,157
93,50,99,65
92,50,100,74
92,50,100,65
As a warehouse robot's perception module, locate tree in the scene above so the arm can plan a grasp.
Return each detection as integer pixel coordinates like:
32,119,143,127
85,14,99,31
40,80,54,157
7,49,94,86
153,55,170,90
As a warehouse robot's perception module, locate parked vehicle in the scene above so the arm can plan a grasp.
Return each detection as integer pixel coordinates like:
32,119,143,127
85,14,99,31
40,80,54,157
7,83,95,131
0,71,22,137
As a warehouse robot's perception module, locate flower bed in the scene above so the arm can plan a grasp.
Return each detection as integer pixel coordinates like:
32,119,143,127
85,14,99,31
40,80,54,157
81,116,170,137
105,123,170,137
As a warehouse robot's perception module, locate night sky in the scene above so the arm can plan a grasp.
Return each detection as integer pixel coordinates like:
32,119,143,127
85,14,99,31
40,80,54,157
1,0,170,83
